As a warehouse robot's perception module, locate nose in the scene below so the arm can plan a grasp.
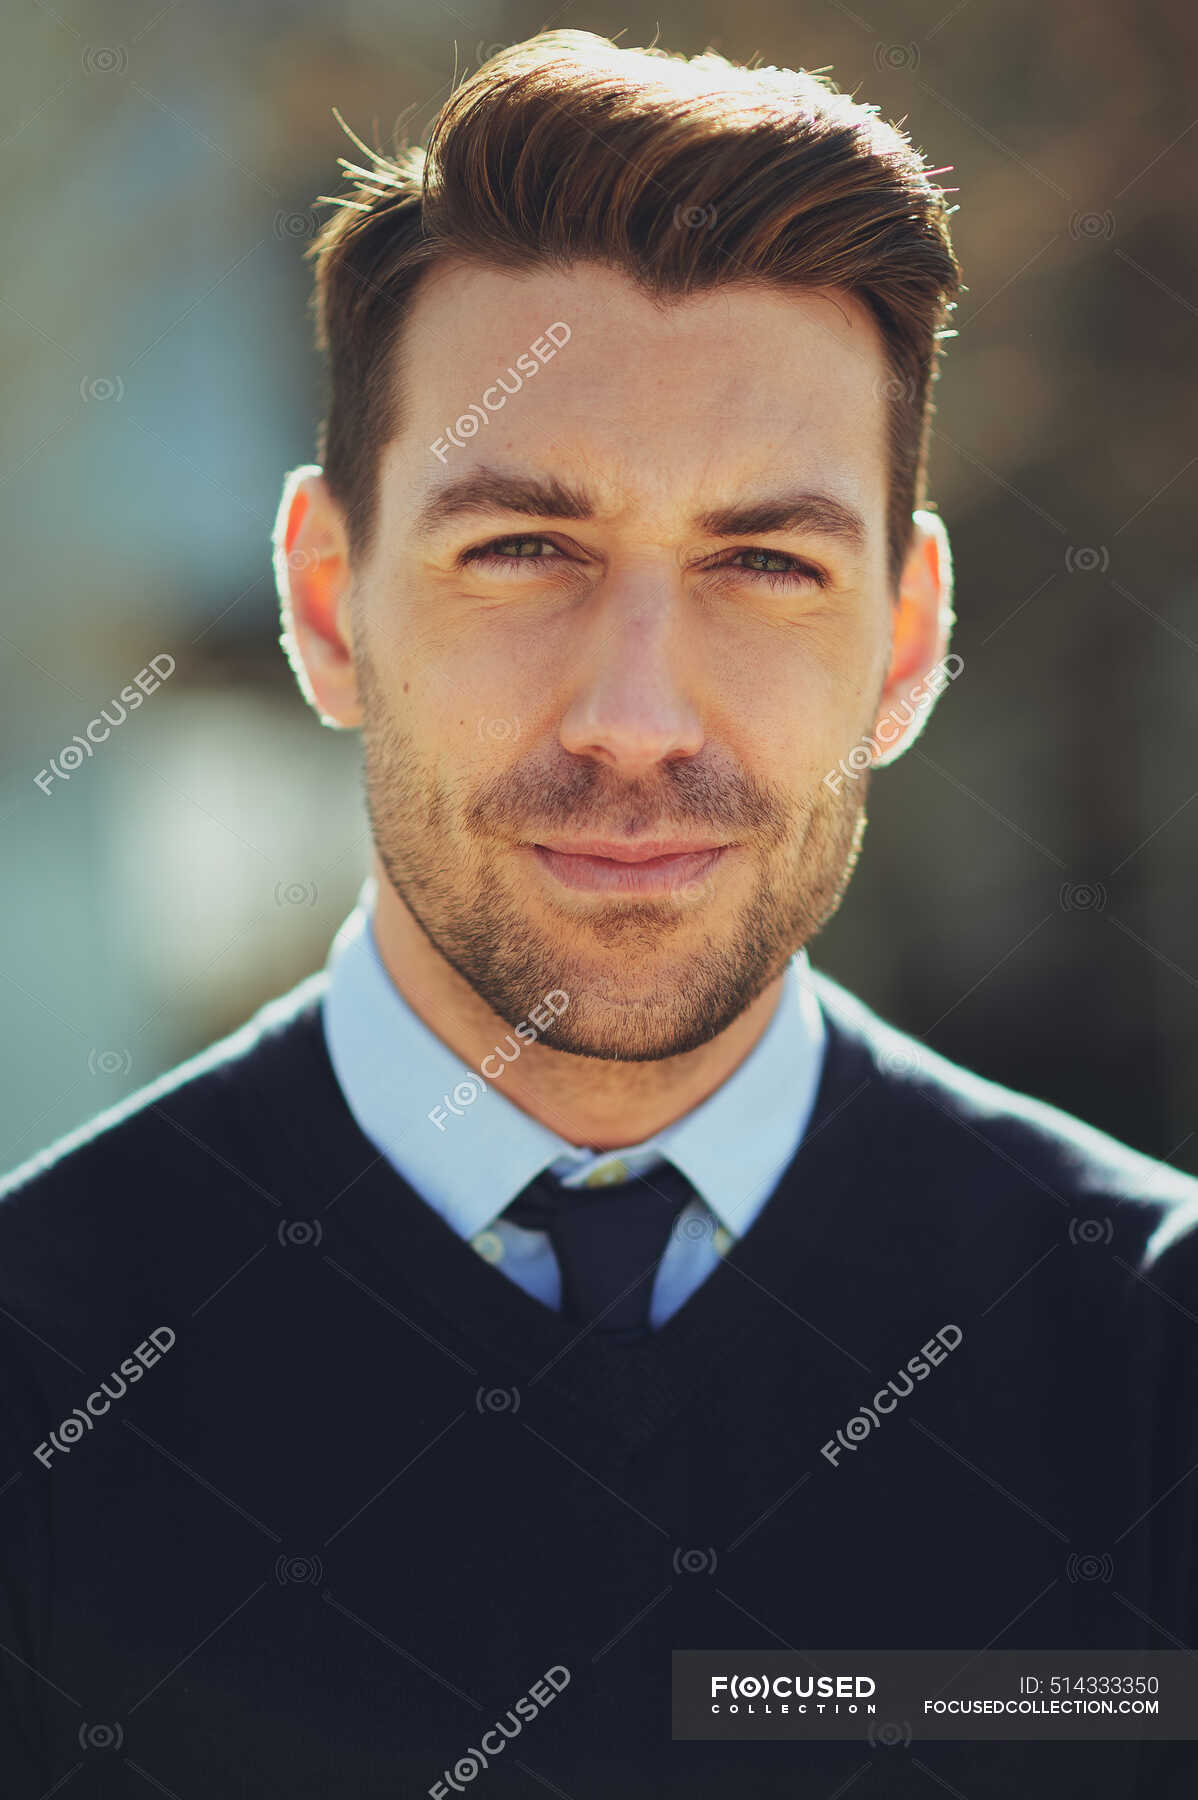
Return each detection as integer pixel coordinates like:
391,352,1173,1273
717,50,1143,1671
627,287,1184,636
557,574,705,779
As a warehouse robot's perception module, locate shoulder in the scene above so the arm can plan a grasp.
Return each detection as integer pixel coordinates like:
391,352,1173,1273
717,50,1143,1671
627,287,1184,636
0,974,333,1339
810,968,1198,1280
1,973,330,1201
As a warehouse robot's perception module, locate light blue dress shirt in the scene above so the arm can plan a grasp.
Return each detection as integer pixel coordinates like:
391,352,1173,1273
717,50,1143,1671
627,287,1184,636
321,882,827,1328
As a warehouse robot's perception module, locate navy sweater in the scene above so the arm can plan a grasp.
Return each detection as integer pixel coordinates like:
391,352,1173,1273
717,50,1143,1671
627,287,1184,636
1,968,1196,1799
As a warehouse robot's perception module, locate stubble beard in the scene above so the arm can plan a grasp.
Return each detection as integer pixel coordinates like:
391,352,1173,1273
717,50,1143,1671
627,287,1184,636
356,645,870,1063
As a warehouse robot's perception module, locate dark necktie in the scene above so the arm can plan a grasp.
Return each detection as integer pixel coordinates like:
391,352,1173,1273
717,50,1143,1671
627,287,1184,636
502,1160,696,1341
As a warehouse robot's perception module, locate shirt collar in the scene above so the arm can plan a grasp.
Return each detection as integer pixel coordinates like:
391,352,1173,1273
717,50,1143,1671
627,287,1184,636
322,880,826,1241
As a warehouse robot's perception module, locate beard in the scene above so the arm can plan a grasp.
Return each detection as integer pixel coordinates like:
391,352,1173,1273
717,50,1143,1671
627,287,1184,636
355,644,871,1063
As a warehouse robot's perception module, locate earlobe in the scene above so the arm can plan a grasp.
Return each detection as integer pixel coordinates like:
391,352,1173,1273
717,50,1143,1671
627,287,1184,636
869,508,957,769
274,465,362,729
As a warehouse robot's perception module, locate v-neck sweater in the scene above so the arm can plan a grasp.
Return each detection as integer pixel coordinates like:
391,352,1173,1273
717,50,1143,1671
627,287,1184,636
1,968,1196,1799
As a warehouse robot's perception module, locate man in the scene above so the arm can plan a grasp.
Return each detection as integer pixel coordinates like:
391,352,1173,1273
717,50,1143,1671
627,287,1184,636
1,29,1195,1800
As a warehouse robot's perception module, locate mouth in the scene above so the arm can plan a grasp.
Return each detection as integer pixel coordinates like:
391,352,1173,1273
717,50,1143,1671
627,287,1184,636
525,839,733,895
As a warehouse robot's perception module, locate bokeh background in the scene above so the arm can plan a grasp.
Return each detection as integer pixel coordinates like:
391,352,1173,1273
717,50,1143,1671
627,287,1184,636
2,0,1195,1178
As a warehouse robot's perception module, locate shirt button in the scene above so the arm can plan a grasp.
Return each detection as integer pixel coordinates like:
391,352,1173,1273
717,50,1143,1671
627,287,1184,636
472,1229,505,1262
584,1158,629,1187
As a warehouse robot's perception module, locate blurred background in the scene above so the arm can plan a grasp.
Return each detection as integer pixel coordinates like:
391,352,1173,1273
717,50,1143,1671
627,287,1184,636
1,0,1195,1177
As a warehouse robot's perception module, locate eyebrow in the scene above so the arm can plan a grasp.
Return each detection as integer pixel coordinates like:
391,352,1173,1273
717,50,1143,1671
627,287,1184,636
412,466,868,553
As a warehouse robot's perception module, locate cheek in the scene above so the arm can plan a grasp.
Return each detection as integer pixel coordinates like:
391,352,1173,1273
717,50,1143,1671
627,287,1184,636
707,619,884,778
364,601,521,741
417,616,559,747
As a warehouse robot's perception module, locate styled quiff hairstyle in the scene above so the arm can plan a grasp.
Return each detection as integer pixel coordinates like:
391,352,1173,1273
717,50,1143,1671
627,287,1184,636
308,30,961,589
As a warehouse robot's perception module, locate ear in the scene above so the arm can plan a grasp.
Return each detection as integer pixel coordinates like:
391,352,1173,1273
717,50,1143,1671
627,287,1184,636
869,509,959,768
273,464,361,727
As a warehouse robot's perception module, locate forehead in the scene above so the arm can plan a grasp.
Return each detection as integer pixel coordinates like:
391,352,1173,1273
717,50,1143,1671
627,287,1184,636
384,258,891,535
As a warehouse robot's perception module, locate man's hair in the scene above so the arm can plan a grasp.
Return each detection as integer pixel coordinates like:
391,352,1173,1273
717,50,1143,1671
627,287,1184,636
307,30,962,590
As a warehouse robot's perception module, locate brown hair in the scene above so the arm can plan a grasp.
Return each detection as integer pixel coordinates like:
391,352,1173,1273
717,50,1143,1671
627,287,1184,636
307,30,961,589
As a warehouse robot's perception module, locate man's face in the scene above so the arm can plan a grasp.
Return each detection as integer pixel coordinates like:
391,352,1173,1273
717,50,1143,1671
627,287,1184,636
346,260,899,1061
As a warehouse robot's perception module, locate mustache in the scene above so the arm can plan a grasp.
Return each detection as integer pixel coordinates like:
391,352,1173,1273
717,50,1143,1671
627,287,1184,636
462,753,793,845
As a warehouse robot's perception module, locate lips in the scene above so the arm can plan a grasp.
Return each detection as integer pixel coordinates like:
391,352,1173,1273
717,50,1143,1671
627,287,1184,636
533,838,727,862
527,841,731,895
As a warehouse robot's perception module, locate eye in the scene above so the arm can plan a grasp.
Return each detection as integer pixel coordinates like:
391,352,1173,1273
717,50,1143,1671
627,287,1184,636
461,534,567,570
458,535,829,591
719,547,829,591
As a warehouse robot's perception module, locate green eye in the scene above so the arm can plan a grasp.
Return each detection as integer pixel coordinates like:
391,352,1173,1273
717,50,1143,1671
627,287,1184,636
461,537,827,590
465,535,561,565
726,548,828,589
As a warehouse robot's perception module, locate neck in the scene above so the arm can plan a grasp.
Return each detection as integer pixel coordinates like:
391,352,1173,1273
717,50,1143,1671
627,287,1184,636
367,864,787,1152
